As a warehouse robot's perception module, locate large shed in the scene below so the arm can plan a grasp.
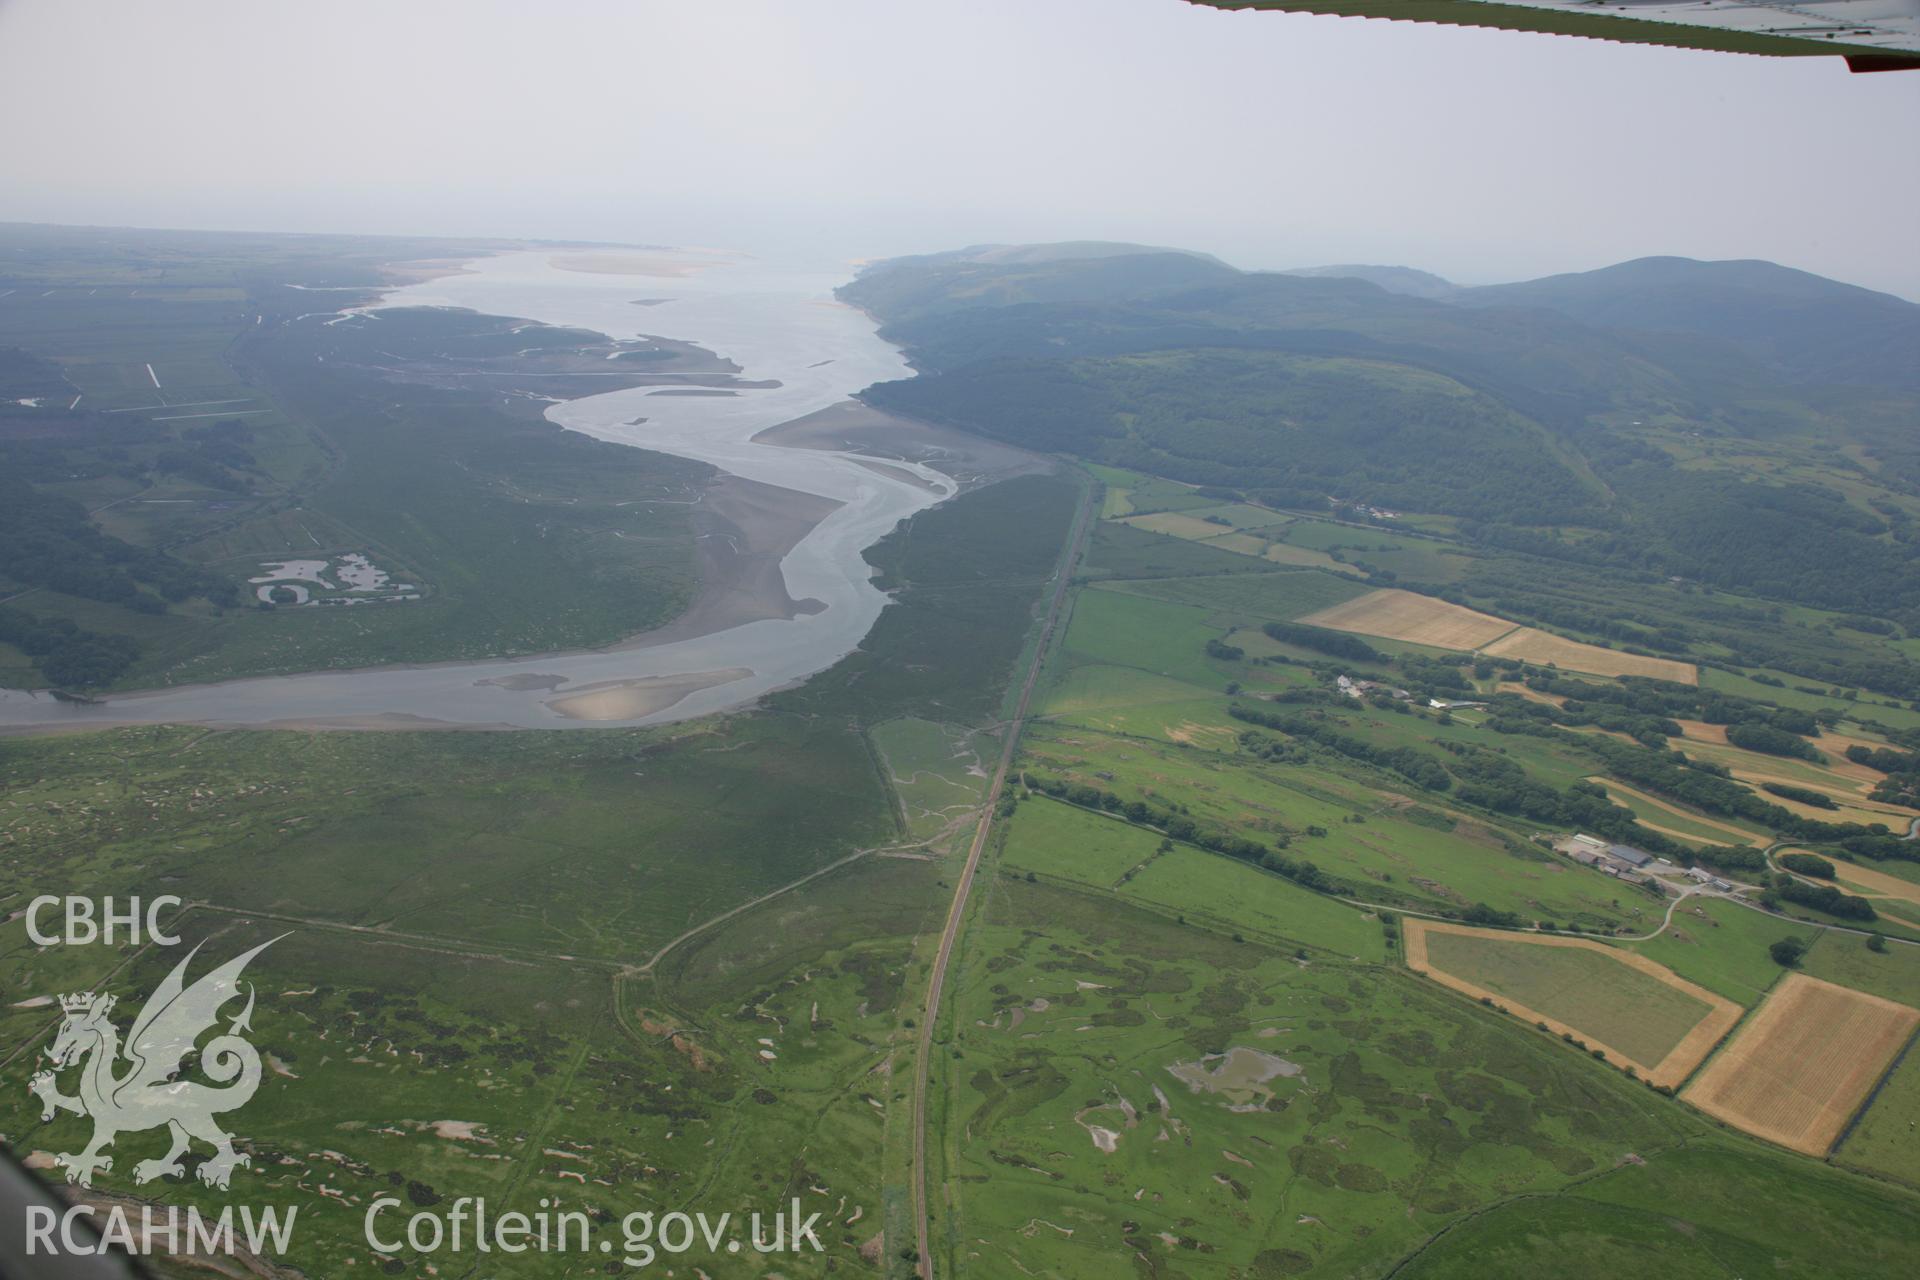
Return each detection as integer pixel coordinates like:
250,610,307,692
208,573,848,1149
1608,844,1653,868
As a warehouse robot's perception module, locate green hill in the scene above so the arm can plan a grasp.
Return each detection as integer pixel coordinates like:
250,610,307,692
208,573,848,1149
844,242,1920,654
1461,256,1920,389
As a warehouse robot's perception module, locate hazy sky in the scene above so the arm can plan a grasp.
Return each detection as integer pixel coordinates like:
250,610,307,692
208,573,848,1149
4,0,1917,296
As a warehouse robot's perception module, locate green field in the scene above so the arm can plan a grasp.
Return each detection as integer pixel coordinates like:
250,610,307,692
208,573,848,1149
997,794,1385,958
1087,463,1219,517
1117,845,1387,958
1081,517,1294,582
1703,665,1920,737
1059,587,1231,688
1020,720,1647,933
1272,516,1476,584
1801,928,1920,1003
1039,662,1232,723
1101,566,1370,623
999,793,1167,888
1837,1038,1920,1187
1421,930,1715,1066
930,554,1920,1278
1398,1144,1920,1280
1094,491,1471,585
1624,897,1814,1004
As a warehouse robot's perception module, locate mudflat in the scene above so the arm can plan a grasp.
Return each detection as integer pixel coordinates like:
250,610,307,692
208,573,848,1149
545,668,755,721
754,400,1053,492
610,473,840,650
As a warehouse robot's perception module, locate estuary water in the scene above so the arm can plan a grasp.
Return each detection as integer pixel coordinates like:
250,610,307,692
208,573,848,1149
0,250,950,730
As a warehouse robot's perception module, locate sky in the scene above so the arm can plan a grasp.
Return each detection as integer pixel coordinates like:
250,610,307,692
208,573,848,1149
3,0,1917,297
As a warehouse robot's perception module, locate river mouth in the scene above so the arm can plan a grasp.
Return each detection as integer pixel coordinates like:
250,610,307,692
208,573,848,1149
0,249,1036,733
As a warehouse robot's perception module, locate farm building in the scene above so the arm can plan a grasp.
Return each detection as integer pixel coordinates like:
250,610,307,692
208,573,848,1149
1553,833,1660,877
1608,844,1653,868
1552,833,1611,867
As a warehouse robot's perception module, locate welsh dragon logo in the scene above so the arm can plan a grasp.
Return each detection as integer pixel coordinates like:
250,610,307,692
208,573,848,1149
28,937,283,1190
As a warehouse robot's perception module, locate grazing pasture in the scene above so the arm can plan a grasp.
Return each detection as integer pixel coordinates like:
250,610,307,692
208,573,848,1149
1114,845,1388,959
1103,566,1369,623
1625,897,1817,1004
1683,973,1920,1155
1405,920,1743,1087
1838,1035,1920,1186
1800,928,1920,1004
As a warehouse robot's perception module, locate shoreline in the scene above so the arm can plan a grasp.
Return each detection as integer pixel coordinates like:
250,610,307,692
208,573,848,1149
0,249,1035,733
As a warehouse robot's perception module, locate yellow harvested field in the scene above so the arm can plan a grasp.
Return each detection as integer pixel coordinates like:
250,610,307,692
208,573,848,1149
1120,511,1237,540
1817,727,1901,760
1828,859,1920,907
1403,919,1743,1088
1754,789,1906,829
1684,754,1872,803
1674,719,1729,745
1682,748,1910,824
1297,590,1698,682
1480,628,1697,684
1298,589,1516,650
1811,740,1900,787
1683,974,1919,1155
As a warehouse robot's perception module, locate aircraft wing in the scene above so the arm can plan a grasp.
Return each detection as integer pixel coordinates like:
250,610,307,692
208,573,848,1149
1190,0,1920,71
